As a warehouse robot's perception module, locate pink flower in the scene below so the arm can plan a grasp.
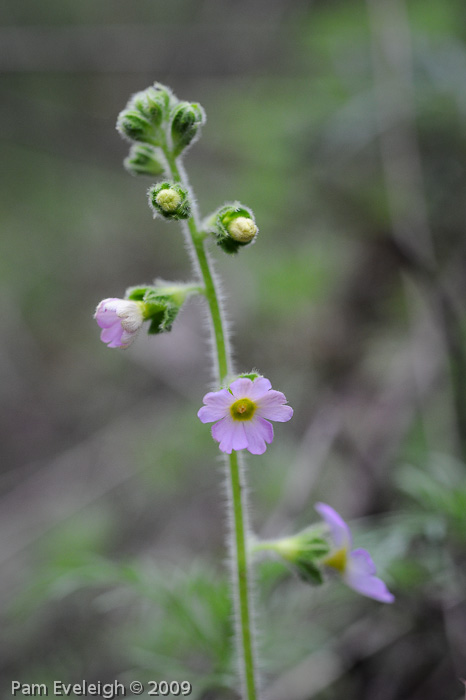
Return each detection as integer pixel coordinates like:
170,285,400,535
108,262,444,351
198,377,293,455
315,502,394,603
94,298,144,349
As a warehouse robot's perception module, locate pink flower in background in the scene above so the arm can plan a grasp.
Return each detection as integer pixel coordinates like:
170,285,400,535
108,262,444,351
315,502,394,603
94,298,144,349
198,376,293,455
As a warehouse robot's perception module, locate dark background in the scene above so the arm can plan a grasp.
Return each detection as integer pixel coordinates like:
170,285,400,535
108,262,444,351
1,1,466,698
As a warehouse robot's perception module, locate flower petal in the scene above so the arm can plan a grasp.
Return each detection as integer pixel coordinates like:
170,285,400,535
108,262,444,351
348,548,377,576
198,389,232,423
229,378,254,399
248,377,272,399
315,503,352,549
119,329,139,349
101,324,124,345
344,549,394,603
344,570,395,603
95,300,120,329
202,389,233,410
198,405,228,423
256,393,293,422
243,417,274,455
255,389,286,405
212,417,248,454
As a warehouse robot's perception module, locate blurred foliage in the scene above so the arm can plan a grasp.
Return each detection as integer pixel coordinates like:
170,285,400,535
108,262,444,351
2,0,466,698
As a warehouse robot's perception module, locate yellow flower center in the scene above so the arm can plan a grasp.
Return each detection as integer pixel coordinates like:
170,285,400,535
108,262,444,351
323,547,348,574
230,398,256,421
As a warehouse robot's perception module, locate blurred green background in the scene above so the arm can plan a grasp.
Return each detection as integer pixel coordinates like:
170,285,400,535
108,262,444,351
2,0,466,698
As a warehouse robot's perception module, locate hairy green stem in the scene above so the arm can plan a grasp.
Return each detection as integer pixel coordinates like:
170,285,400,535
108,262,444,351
229,450,258,700
164,146,258,700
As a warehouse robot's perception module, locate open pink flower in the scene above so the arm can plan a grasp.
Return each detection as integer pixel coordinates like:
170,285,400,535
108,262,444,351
315,502,394,603
198,377,293,455
94,298,144,349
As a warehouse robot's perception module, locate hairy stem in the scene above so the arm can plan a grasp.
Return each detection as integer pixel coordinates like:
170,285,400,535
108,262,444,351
229,450,257,700
164,146,258,700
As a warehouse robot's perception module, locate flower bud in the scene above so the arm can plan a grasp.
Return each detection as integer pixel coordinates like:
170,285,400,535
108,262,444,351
116,110,158,144
148,182,191,220
124,144,166,177
170,101,206,156
118,84,175,146
94,298,145,349
205,203,258,254
130,86,166,128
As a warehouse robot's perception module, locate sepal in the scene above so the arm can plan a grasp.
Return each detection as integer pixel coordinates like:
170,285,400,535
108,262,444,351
148,182,191,220
253,528,330,587
219,371,262,391
170,101,206,156
294,559,325,586
238,371,261,382
126,282,198,334
204,203,258,254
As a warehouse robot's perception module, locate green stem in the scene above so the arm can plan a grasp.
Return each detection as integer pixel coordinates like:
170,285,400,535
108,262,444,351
230,450,258,700
164,147,258,699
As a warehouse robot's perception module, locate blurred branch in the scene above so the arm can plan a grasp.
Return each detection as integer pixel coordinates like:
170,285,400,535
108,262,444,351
366,0,466,462
366,0,435,266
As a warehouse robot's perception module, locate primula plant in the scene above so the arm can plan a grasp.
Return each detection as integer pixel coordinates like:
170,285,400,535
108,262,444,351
94,82,394,700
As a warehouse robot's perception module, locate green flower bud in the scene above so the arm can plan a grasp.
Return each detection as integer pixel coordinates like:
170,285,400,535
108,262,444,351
148,182,191,220
116,110,157,144
204,203,258,255
170,101,206,156
118,83,178,152
124,144,166,177
131,91,163,127
131,83,174,125
126,281,200,334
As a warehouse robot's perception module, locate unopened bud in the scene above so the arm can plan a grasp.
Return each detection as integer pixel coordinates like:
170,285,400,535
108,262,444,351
148,182,191,220
94,298,144,349
116,110,157,144
170,101,206,156
124,144,166,177
205,203,258,254
130,83,173,127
